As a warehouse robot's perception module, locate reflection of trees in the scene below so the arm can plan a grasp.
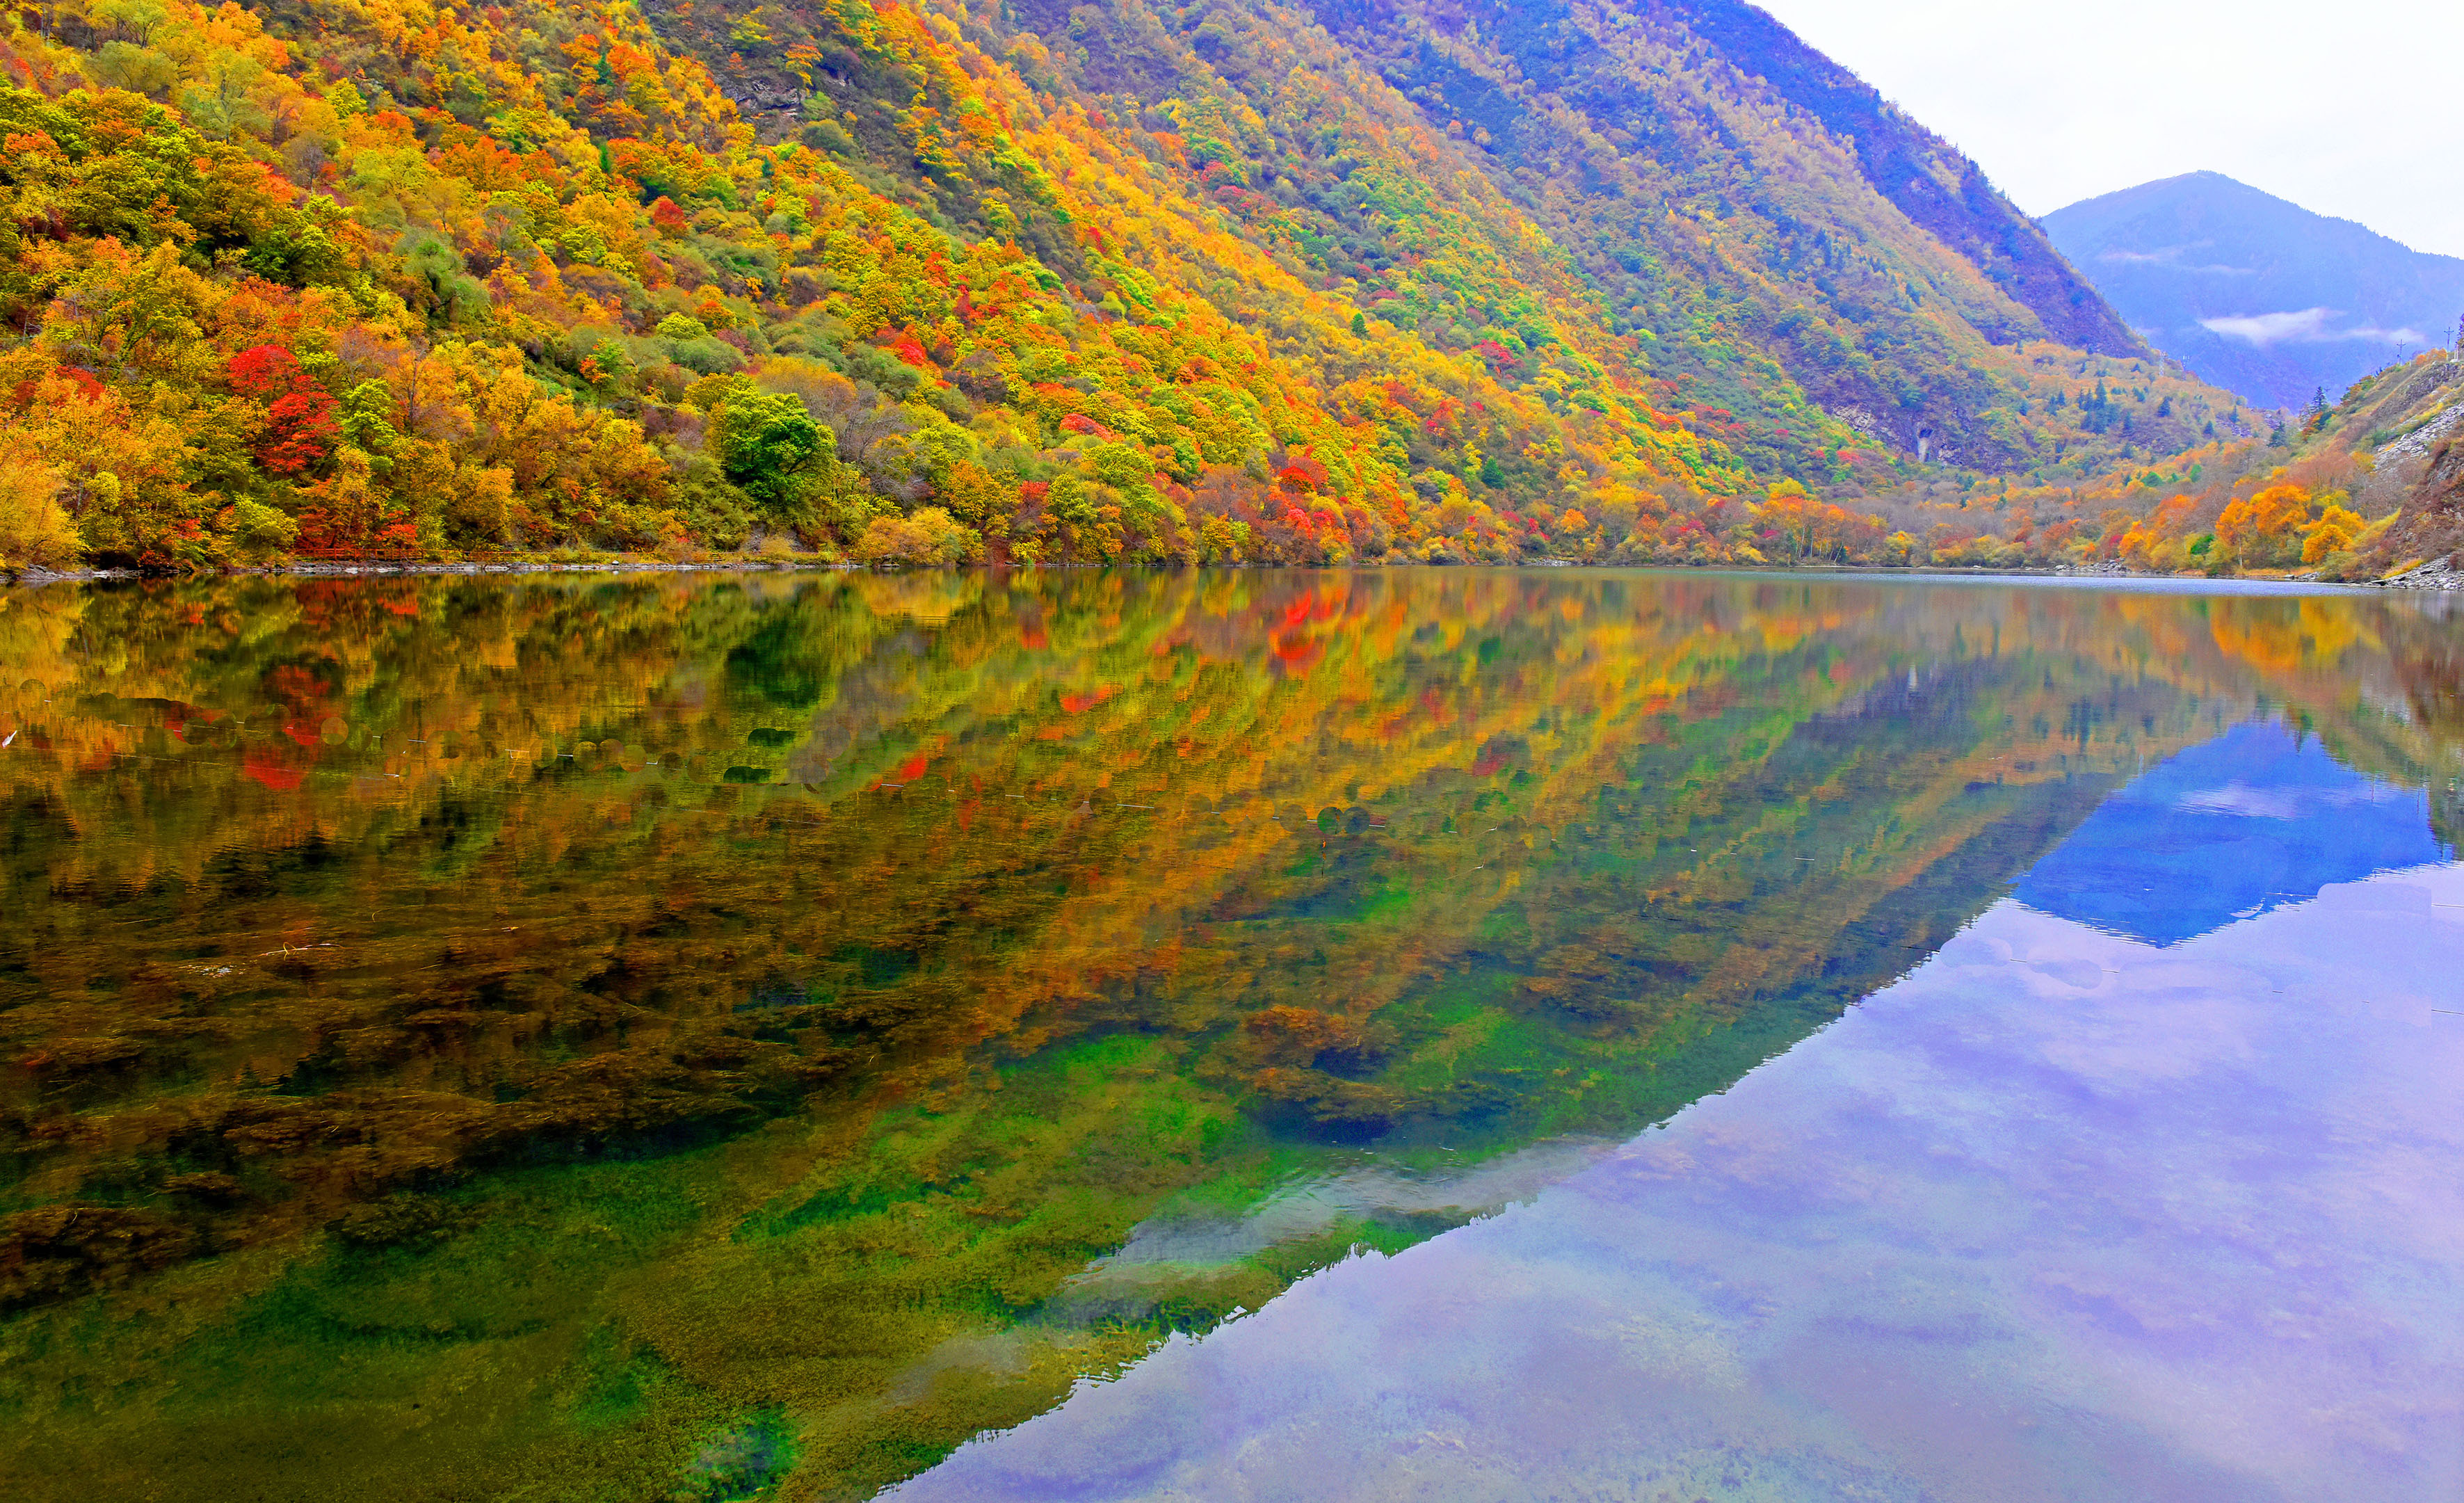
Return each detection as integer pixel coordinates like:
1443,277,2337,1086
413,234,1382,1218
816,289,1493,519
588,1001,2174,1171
2187,593,2464,846
1,573,2456,1502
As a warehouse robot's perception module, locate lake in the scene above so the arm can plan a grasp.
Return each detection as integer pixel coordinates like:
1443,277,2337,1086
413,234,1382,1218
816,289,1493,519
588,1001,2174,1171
1,569,2457,1502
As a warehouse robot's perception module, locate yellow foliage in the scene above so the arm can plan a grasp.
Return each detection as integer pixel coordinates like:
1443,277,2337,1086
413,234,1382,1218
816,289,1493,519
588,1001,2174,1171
2301,499,2363,565
0,444,81,570
855,506,982,567
2216,481,2311,565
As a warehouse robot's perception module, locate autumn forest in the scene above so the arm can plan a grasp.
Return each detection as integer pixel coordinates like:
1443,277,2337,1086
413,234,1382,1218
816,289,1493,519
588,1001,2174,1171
1,0,2454,579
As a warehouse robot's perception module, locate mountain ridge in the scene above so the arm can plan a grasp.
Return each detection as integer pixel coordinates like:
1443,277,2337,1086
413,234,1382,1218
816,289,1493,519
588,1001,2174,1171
1619,0,2141,355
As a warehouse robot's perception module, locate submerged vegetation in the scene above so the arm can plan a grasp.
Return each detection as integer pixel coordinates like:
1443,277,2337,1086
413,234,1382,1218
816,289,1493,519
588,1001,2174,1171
3,568,2459,1499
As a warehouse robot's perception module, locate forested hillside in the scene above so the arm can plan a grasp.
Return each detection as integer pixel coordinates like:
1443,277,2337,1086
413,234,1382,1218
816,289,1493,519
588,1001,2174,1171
0,0,2254,574
2134,346,2464,579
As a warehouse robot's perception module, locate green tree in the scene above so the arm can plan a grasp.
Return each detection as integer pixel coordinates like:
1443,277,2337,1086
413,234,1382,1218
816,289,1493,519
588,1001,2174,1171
710,387,829,508
225,499,299,559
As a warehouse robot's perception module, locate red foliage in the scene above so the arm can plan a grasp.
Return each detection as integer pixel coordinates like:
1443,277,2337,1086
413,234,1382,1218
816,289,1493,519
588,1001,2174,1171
1279,453,1330,492
1058,412,1115,439
260,389,340,476
227,344,305,399
881,328,932,369
226,346,337,474
292,506,345,552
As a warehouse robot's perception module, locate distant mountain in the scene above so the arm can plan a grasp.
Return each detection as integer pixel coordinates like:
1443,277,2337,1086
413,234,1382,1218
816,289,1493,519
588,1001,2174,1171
2044,172,2464,410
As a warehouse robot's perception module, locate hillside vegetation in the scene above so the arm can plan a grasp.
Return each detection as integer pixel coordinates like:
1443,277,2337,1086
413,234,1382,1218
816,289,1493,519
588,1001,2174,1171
2086,346,2464,579
0,0,2260,574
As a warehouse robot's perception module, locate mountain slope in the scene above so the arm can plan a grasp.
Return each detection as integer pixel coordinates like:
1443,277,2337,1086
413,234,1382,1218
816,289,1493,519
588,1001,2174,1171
662,0,2216,473
1549,0,2138,354
999,0,2161,464
0,0,2222,575
2045,171,2464,411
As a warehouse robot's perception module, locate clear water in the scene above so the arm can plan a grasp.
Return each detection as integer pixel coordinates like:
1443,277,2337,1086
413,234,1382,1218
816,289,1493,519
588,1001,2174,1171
1,570,2456,1501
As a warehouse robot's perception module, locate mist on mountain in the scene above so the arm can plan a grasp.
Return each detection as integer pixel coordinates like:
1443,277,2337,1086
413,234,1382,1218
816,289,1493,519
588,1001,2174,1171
2045,170,2464,411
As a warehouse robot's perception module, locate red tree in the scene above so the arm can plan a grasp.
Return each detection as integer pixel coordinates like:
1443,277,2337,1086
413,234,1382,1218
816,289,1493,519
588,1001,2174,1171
226,345,339,476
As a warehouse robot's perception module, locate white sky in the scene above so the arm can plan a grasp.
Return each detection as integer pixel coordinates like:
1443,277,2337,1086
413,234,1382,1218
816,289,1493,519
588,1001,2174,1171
1748,0,2464,259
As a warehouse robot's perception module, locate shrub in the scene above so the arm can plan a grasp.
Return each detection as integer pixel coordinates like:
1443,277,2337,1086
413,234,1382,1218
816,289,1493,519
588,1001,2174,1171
853,506,981,567
225,499,299,560
668,336,747,376
708,385,828,506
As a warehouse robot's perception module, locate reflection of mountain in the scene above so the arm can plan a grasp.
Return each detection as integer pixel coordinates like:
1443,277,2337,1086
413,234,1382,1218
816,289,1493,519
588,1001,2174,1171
2014,723,2451,946
892,865,2464,1503
1,573,2459,1503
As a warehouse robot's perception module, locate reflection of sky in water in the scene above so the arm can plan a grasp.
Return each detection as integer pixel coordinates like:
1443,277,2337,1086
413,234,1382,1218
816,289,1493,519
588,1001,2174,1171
890,732,2464,1502
2014,721,2451,945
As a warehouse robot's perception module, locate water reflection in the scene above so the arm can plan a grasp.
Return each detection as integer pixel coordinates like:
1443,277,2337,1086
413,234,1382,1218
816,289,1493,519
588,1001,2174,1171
2015,721,2451,943
897,720,2464,1503
0,570,2456,1502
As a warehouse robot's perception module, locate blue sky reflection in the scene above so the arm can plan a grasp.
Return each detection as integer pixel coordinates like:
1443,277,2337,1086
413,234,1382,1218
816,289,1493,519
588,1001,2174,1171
891,733,2464,1502
2014,721,2451,945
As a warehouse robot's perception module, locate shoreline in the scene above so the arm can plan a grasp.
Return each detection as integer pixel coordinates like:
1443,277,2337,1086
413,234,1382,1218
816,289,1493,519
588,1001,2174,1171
1,556,2449,590
1,557,851,586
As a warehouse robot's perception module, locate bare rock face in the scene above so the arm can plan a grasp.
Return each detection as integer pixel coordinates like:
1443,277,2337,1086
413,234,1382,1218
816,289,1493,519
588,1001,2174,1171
2367,434,2464,581
2420,435,2464,557
2374,387,2464,467
719,82,805,115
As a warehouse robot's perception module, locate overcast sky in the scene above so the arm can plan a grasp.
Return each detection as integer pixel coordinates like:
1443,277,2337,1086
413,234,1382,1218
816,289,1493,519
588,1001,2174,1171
1750,0,2464,259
